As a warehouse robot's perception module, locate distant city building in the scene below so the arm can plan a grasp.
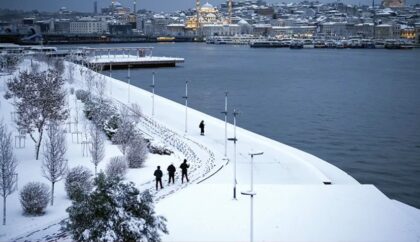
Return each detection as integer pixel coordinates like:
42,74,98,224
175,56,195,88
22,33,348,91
375,23,401,39
382,0,405,8
69,18,108,34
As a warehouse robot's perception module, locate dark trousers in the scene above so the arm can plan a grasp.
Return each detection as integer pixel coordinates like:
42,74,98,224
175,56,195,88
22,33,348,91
200,128,204,135
168,174,175,184
182,172,189,183
156,178,163,190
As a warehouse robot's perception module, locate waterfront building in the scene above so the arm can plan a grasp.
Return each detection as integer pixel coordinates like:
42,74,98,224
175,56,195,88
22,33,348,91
375,23,401,39
252,23,272,36
271,25,316,38
201,23,240,36
319,22,351,37
69,17,108,34
353,23,375,38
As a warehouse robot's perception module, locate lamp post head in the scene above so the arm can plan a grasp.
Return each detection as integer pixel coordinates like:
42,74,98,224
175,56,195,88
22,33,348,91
249,152,264,157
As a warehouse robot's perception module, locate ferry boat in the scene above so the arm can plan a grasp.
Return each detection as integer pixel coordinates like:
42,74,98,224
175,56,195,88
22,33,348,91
250,40,283,48
314,40,327,48
290,40,303,49
302,39,315,48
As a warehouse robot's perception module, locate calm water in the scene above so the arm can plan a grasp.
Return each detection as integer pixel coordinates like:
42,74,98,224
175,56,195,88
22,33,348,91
61,43,420,208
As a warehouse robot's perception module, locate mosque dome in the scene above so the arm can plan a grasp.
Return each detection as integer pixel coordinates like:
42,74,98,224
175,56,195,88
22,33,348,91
202,2,213,8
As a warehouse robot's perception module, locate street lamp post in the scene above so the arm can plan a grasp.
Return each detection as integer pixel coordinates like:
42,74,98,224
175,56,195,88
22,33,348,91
109,61,113,96
241,152,263,242
228,108,239,199
182,81,189,134
127,64,131,103
151,72,156,117
221,91,228,158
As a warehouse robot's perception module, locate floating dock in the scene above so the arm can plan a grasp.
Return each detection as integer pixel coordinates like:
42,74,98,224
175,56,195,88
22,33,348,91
80,47,184,69
87,55,184,70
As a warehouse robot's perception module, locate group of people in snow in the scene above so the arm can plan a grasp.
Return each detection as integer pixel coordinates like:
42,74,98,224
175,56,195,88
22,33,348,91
153,120,206,190
153,159,190,190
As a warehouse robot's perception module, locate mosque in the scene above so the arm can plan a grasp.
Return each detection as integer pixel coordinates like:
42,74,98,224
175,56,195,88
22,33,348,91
185,1,231,30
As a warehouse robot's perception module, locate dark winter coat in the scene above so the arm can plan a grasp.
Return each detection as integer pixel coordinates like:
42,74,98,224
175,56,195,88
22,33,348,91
199,122,205,130
180,162,190,173
167,164,176,175
154,169,163,179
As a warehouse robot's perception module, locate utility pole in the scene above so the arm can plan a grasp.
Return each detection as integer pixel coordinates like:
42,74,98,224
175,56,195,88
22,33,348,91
241,152,263,242
228,108,239,199
151,72,156,117
182,81,189,134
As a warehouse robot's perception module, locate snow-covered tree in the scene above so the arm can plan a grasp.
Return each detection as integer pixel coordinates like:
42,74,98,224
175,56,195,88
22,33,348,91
65,166,93,202
65,172,168,241
89,125,105,175
0,121,18,225
20,182,50,215
106,156,128,180
112,108,137,155
5,70,68,160
67,61,75,84
126,136,148,168
52,58,65,77
42,122,68,206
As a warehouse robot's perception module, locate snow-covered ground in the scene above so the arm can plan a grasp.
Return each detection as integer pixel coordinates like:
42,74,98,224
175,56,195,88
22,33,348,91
1,59,419,241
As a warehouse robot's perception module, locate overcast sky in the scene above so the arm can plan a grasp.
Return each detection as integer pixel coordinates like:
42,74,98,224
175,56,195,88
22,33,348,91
0,0,419,13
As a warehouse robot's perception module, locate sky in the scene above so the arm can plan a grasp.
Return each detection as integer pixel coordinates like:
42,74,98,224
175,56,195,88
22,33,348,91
0,0,419,13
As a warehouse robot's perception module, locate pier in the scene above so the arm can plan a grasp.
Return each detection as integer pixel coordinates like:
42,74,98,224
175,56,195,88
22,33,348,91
80,47,184,69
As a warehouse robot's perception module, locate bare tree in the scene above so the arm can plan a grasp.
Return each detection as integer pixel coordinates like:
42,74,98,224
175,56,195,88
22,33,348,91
89,125,105,175
0,121,18,225
42,122,68,206
5,70,68,160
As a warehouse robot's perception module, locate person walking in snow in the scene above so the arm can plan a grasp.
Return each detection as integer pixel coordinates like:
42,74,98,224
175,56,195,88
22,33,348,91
199,120,205,136
180,159,190,183
167,163,176,185
154,166,163,190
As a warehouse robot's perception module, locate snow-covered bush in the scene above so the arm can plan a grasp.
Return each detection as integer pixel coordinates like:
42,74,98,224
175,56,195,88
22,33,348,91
146,140,173,156
0,54,22,72
65,173,168,241
52,58,65,76
65,166,93,202
106,156,128,180
76,89,119,138
20,182,50,215
75,89,90,103
103,115,120,139
126,136,148,168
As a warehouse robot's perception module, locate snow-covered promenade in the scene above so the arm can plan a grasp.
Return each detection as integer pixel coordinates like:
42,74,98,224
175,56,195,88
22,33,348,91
1,60,420,241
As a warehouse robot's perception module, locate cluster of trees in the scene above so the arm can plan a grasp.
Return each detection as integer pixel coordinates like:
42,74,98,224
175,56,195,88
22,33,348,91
75,89,149,169
1,56,167,240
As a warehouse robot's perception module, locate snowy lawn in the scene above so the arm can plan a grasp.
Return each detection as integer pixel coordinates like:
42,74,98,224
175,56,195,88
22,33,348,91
1,58,419,241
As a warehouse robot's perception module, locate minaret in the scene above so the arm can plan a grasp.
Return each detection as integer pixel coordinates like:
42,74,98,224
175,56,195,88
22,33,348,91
196,0,201,32
228,0,233,24
133,0,137,13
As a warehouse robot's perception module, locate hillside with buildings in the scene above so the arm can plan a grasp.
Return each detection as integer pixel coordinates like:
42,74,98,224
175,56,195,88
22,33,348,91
0,0,419,44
